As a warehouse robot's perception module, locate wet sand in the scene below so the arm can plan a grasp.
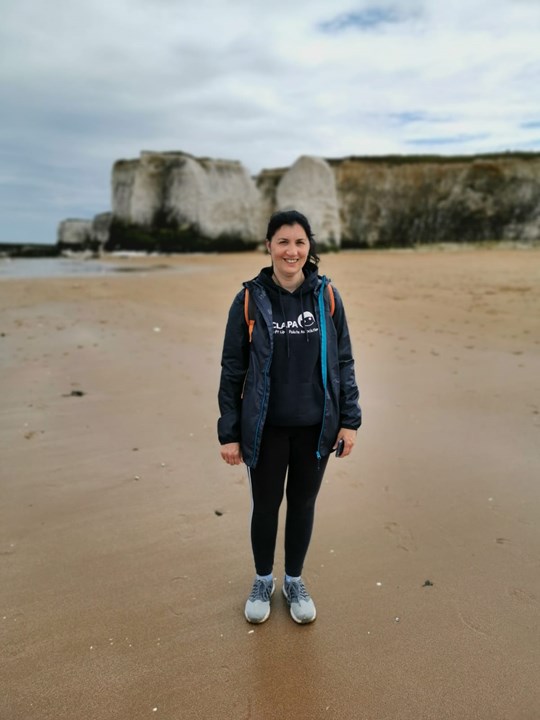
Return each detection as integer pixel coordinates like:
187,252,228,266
1,249,539,720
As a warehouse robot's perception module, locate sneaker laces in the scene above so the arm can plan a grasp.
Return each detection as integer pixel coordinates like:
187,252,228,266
286,579,310,603
249,578,273,602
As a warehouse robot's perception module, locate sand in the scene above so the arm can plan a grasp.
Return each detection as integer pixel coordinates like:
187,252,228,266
1,249,539,720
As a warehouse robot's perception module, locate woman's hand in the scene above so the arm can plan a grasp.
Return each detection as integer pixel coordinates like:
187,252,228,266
333,428,357,458
220,442,243,465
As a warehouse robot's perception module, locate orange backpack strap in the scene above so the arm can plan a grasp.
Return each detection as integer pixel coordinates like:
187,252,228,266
244,288,255,342
327,283,335,316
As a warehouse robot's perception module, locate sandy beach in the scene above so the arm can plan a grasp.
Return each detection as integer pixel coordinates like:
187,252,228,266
1,249,539,720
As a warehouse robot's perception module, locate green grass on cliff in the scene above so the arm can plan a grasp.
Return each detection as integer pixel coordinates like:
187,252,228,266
326,151,540,167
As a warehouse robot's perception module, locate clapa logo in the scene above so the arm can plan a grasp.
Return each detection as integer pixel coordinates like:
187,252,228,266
297,311,316,329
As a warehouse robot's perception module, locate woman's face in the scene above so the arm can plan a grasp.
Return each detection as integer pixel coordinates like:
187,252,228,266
266,222,309,278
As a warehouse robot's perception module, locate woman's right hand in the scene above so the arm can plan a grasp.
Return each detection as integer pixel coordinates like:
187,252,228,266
220,442,243,465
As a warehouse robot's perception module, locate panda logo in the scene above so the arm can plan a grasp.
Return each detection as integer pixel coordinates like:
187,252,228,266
298,311,316,329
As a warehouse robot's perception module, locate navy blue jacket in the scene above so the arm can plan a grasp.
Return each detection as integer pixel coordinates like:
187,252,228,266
217,264,361,468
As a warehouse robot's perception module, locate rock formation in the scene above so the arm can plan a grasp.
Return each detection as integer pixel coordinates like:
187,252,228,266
275,156,340,246
58,150,540,252
57,219,94,248
112,152,263,237
106,151,266,252
330,154,540,247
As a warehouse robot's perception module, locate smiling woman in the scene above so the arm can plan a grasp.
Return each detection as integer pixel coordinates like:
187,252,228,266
217,209,361,626
265,216,315,292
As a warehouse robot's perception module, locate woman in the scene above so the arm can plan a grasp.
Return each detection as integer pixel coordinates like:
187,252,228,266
218,209,361,624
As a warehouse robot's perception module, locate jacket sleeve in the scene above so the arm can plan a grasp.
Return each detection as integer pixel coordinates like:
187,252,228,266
217,290,250,444
331,285,362,430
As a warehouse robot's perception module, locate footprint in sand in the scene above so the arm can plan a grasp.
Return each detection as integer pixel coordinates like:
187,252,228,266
455,607,491,638
167,576,191,617
384,521,417,552
507,587,537,605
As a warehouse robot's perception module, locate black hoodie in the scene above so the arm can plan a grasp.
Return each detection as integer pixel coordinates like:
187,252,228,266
258,266,324,426
218,264,362,467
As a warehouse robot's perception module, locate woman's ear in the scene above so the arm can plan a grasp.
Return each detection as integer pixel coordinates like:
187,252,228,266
265,240,271,254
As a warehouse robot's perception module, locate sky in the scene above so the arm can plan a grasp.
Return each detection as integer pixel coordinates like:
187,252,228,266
1,0,540,244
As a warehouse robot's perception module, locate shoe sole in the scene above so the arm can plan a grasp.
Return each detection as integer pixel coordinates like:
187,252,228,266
282,585,317,624
244,581,275,624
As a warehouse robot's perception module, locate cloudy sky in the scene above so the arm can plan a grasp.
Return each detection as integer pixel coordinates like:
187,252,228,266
2,0,540,244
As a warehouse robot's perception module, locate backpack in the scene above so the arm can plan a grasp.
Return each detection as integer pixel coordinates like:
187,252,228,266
243,283,335,343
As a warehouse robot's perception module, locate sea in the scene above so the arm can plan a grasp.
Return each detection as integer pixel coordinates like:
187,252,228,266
0,255,187,280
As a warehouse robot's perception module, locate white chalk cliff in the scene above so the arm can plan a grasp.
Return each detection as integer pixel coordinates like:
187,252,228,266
58,150,540,250
113,152,263,239
107,151,340,248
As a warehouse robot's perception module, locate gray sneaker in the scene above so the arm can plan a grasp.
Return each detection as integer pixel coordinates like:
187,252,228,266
282,577,317,624
244,577,275,624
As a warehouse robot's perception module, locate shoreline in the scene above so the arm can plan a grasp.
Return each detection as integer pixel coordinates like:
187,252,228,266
1,237,539,262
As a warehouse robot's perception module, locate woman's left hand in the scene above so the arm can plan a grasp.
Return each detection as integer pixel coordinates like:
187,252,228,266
333,428,357,458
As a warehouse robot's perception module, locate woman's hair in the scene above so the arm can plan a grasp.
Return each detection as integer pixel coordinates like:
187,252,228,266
265,209,320,266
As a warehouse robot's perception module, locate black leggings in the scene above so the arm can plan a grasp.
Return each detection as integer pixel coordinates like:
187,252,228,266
247,424,329,577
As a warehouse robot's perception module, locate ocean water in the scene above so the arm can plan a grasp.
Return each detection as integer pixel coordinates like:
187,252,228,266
0,256,180,280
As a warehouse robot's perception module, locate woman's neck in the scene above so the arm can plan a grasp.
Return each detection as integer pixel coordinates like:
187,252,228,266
272,268,304,293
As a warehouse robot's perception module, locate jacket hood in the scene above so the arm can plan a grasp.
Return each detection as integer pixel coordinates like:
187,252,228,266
256,262,320,296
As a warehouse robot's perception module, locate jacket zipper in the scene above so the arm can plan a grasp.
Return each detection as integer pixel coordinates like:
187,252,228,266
316,276,328,465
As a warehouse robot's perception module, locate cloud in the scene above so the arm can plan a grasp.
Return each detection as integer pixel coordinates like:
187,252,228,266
318,6,408,33
407,133,491,146
1,0,540,243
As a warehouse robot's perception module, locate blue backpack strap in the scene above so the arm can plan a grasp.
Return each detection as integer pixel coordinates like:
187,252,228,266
316,276,331,462
318,276,328,391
